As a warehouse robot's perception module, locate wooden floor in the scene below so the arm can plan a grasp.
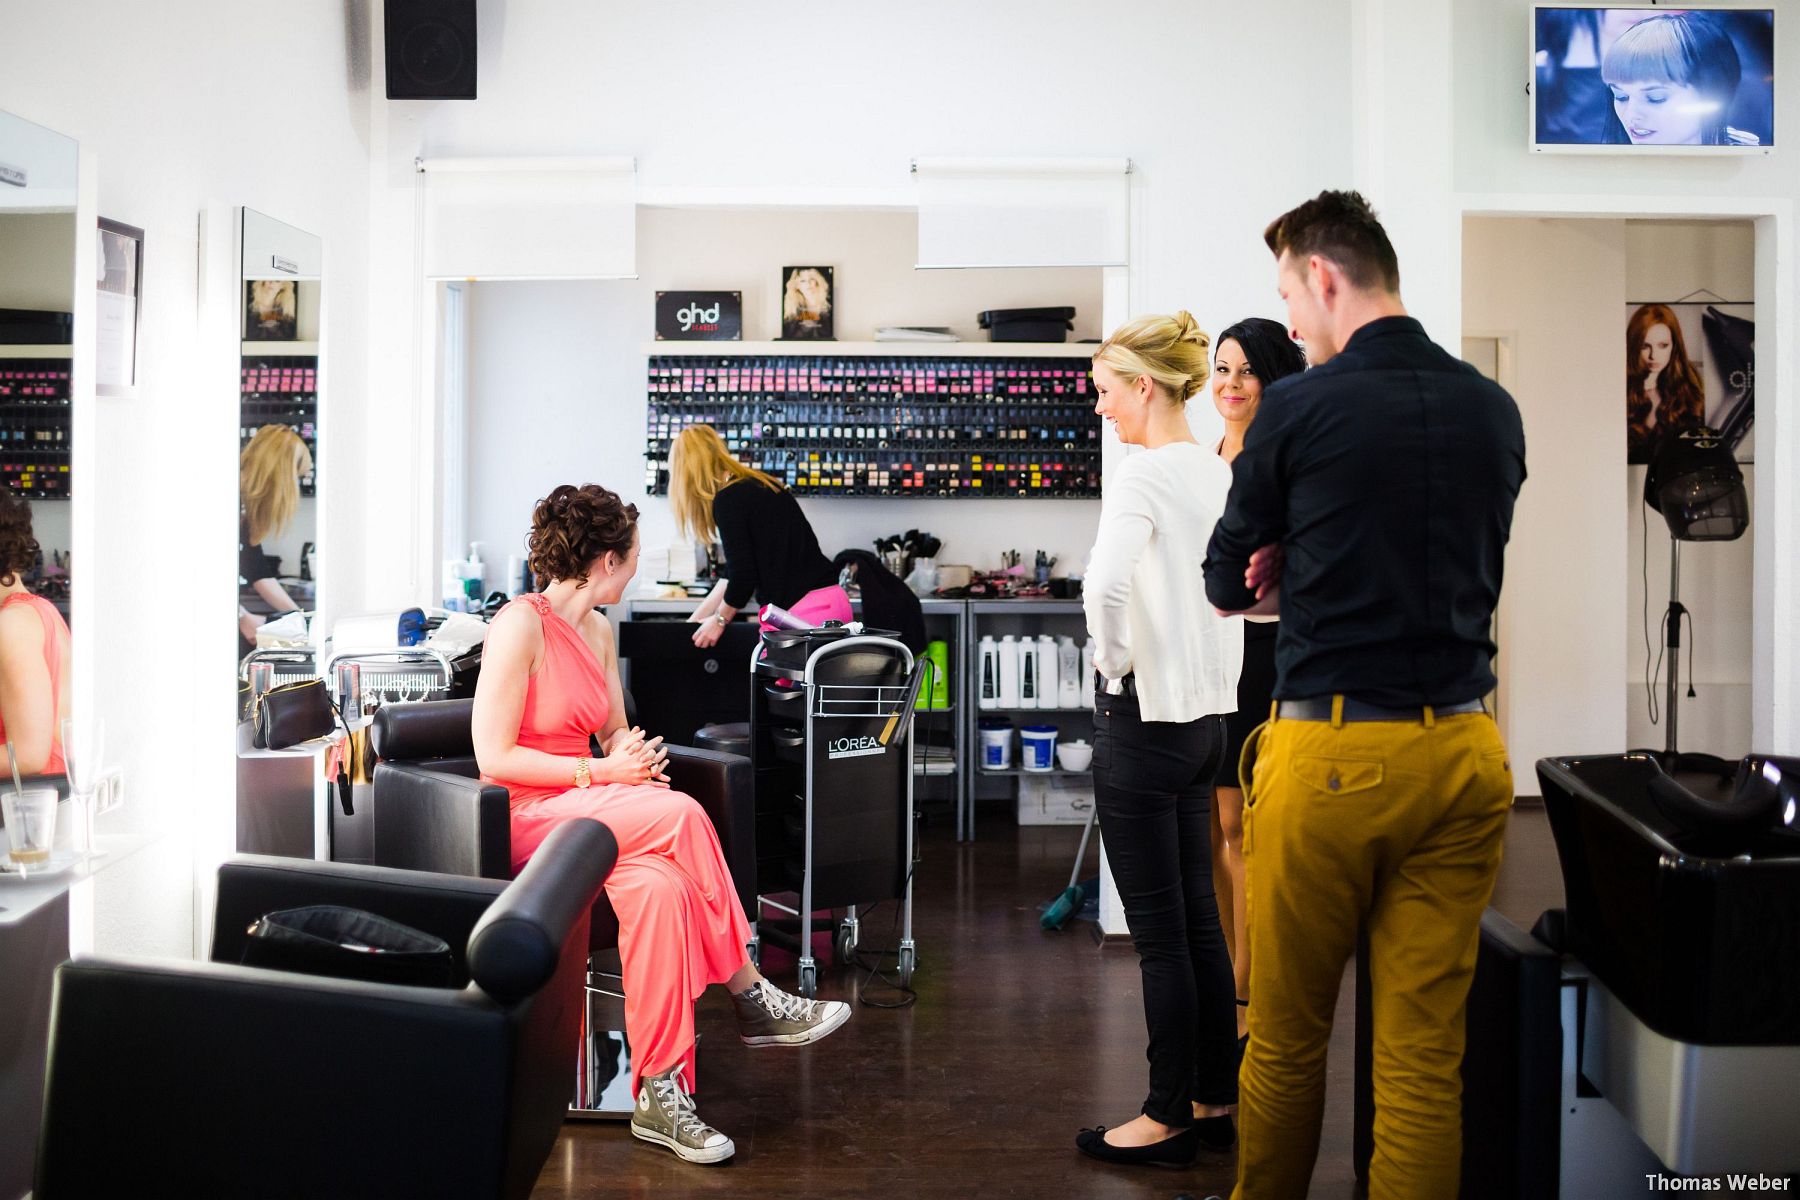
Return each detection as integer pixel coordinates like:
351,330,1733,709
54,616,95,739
532,803,1564,1199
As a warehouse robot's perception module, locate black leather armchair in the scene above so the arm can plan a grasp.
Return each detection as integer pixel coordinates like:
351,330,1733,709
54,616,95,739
368,697,756,947
35,820,617,1200
367,698,757,1116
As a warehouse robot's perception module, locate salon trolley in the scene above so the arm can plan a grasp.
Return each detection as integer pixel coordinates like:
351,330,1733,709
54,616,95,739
749,626,924,998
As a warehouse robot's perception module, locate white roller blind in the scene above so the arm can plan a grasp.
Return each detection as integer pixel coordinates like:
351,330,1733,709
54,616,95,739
420,156,636,280
914,156,1130,269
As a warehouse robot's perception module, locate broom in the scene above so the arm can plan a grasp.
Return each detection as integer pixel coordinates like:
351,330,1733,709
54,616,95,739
1040,803,1099,930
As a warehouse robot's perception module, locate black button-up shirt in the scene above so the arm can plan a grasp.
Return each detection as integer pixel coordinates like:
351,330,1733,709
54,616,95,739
1203,316,1527,706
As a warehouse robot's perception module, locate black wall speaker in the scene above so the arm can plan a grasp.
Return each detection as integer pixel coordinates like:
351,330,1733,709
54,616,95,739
385,0,477,100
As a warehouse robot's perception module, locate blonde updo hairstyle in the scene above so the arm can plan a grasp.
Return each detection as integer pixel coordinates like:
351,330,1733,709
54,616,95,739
1091,311,1212,404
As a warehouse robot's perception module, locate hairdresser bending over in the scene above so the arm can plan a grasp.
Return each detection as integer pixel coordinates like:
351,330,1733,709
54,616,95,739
670,425,849,645
1076,312,1245,1168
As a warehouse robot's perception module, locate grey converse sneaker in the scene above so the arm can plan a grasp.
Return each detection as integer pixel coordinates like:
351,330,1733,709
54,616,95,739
732,979,852,1047
630,1065,735,1165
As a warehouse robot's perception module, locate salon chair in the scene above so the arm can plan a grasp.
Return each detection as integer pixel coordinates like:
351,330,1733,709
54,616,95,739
35,820,616,1200
368,696,756,1116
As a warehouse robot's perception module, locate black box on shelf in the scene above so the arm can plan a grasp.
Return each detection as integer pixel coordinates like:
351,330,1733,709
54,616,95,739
0,308,73,346
978,307,1075,344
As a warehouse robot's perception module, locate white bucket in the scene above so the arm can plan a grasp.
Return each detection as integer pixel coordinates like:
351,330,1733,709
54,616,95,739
1021,725,1058,772
978,720,1014,770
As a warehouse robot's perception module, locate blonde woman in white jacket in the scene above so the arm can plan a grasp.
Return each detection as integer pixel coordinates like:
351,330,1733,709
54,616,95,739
1075,312,1245,1170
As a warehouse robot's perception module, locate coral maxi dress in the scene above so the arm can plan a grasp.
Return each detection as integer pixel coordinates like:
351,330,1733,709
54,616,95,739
484,593,753,1092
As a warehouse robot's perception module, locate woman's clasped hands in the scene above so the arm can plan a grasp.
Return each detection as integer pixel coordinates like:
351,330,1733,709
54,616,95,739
601,725,671,787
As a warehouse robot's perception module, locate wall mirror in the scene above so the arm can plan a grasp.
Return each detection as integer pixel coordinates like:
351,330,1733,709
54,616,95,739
0,110,77,780
235,208,323,857
0,106,80,1200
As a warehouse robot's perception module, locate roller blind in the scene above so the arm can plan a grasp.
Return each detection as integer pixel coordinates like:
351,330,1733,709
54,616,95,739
914,156,1130,269
420,156,636,280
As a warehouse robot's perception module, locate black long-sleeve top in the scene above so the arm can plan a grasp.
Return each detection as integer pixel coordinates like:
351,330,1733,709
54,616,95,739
713,479,839,611
1203,317,1527,707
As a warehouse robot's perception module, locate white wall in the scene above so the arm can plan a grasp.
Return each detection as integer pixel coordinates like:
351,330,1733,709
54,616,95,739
463,207,1105,586
1453,0,1800,200
361,0,1356,611
1,0,375,956
1622,221,1756,758
1464,217,1630,781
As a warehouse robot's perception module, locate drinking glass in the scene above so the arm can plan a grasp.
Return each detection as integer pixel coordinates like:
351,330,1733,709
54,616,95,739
3,786,58,870
59,716,102,855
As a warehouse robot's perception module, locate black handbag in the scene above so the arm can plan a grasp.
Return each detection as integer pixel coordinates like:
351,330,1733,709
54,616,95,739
252,678,335,750
251,679,356,815
240,905,456,988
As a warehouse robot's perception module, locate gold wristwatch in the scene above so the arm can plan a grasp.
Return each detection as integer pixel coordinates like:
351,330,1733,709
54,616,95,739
574,756,592,788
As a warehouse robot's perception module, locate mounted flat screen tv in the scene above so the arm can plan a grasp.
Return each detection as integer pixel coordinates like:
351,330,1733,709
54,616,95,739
1532,6,1774,153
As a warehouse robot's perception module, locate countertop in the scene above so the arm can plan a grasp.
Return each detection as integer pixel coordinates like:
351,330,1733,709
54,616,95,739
0,825,167,927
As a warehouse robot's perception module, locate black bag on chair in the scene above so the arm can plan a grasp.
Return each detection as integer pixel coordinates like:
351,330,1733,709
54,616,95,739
240,905,457,988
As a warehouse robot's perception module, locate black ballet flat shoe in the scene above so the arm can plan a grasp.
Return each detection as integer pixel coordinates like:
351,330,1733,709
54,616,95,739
1193,1113,1236,1153
1074,1124,1198,1168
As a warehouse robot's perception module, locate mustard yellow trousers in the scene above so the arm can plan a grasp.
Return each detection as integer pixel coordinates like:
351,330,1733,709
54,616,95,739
1231,704,1514,1200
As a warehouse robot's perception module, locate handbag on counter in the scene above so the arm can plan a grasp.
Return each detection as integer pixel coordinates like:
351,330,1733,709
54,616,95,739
252,678,336,750
251,678,355,815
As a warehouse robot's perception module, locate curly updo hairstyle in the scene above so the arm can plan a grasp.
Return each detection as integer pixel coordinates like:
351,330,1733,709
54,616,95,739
527,484,639,589
0,492,41,589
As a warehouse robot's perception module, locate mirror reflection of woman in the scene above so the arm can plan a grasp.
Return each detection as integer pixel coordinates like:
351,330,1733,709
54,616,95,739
0,493,71,775
1626,303,1707,464
238,424,311,655
1209,318,1308,1052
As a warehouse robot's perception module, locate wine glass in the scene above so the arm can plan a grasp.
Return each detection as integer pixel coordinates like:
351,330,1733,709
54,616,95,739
59,716,102,856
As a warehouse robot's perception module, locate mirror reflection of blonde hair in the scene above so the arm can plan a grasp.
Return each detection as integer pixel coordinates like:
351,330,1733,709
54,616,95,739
669,425,781,543
240,424,312,544
1091,311,1212,403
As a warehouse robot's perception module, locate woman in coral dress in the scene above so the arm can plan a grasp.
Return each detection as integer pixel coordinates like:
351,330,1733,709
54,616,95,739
471,483,849,1166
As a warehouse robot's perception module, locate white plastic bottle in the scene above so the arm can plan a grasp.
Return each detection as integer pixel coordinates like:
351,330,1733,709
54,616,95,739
1057,636,1081,707
998,635,1022,707
1035,635,1059,709
978,636,1000,710
1080,637,1097,708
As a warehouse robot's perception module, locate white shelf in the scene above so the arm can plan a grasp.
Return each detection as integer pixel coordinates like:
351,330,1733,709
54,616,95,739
241,341,320,356
644,341,1090,358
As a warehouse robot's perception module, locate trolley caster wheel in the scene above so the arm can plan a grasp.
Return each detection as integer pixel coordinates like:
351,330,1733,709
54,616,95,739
834,922,858,963
897,947,916,987
798,963,818,999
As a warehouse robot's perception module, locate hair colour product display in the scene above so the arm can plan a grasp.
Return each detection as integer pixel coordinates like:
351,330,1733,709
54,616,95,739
644,352,1101,498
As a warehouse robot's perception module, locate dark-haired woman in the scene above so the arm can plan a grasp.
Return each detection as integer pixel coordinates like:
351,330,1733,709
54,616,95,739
1208,318,1307,1053
0,493,69,775
471,483,849,1167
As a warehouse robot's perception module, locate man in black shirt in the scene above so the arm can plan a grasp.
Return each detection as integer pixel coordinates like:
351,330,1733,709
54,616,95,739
1204,191,1525,1200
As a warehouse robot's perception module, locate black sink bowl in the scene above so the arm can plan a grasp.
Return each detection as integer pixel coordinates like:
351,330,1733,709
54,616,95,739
1537,752,1800,1045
